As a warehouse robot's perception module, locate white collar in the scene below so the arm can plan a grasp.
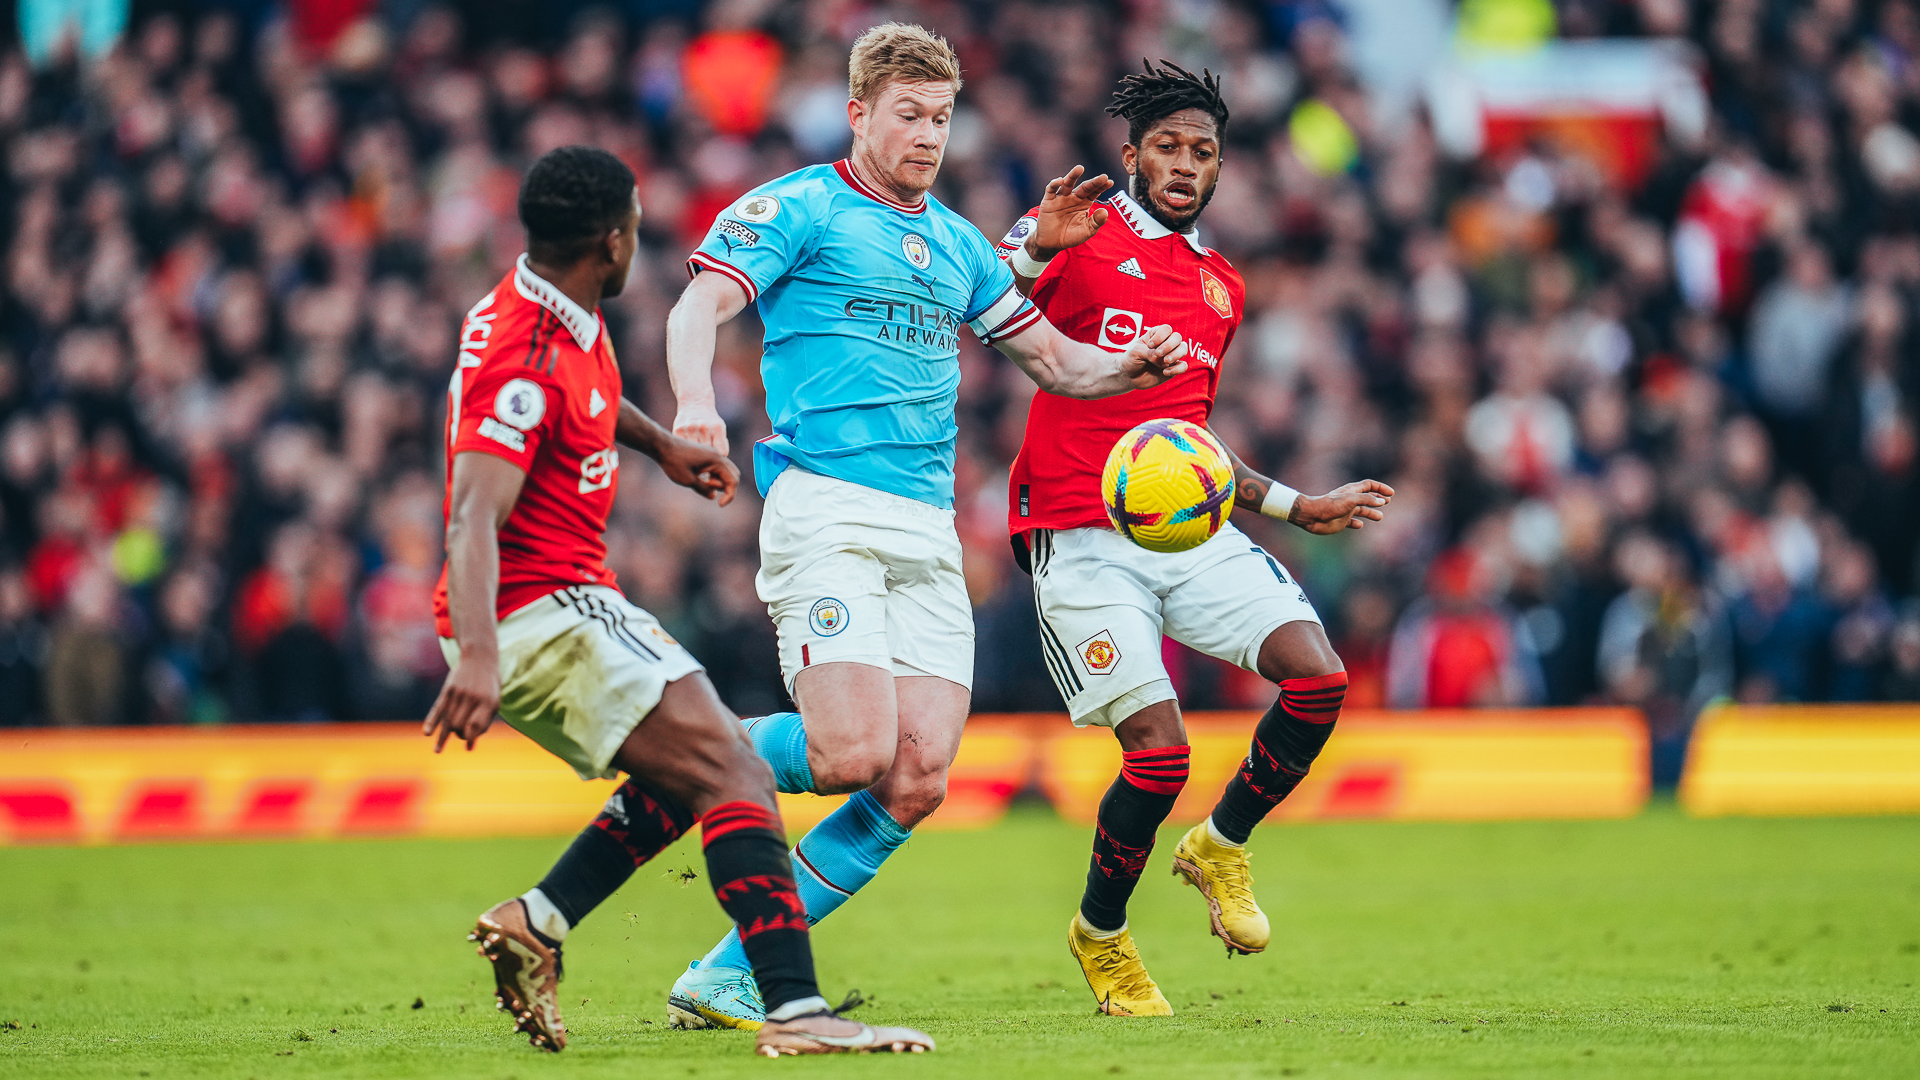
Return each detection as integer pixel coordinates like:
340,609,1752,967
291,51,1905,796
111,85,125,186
1108,190,1209,257
514,254,601,351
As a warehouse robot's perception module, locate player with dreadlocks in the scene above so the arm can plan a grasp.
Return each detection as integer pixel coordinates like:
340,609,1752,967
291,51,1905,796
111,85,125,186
993,62,1393,1014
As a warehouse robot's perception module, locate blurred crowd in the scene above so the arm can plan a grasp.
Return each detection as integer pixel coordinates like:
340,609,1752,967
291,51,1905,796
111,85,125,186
3,0,1918,778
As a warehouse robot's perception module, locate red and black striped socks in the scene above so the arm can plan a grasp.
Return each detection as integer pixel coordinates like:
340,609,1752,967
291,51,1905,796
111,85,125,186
1209,671,1348,845
1080,745,1191,932
700,799,821,1014
532,776,695,940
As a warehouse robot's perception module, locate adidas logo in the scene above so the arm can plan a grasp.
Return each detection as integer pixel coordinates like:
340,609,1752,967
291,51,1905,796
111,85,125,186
1116,257,1146,280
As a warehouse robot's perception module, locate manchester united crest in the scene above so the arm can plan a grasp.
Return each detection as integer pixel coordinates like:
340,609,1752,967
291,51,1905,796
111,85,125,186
1078,630,1121,675
1200,267,1233,319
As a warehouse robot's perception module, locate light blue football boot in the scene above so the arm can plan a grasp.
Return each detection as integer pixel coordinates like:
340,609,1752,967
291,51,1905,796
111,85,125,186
666,959,765,1031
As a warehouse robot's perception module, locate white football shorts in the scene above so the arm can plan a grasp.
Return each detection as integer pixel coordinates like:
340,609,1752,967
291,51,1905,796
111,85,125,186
439,584,703,780
757,465,975,691
1029,522,1322,728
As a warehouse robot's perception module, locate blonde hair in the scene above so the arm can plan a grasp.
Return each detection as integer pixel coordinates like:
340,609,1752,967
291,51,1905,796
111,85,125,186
848,22,962,103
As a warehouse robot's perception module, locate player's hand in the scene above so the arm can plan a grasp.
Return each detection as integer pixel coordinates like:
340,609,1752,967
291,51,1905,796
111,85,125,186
656,435,739,506
1030,164,1113,260
423,652,500,753
1290,480,1395,535
1120,324,1190,387
672,402,729,454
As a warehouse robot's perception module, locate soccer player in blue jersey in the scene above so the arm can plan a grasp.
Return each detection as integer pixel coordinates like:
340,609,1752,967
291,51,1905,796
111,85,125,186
495,23,1186,1036
649,23,1191,1028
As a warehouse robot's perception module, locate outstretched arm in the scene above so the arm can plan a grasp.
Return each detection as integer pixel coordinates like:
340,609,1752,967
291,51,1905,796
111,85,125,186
422,451,526,753
992,313,1190,399
666,270,751,453
616,398,739,506
1008,165,1114,296
1213,429,1394,534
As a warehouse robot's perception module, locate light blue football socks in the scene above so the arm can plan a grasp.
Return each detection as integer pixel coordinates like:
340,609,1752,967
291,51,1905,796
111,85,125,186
742,712,815,794
695,788,911,974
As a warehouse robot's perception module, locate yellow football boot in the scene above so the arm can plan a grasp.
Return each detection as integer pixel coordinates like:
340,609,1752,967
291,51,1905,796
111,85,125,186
1171,821,1271,956
1066,914,1172,1016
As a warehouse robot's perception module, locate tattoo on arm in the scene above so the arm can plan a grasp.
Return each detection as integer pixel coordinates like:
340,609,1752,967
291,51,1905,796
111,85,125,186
1210,425,1270,511
1234,469,1267,511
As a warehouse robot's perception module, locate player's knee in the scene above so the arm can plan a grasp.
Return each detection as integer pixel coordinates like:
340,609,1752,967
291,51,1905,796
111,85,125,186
729,739,779,794
660,728,777,813
811,739,895,794
881,773,946,828
1256,621,1343,683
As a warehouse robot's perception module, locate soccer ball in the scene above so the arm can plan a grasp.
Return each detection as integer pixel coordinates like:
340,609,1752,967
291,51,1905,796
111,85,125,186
1101,418,1236,553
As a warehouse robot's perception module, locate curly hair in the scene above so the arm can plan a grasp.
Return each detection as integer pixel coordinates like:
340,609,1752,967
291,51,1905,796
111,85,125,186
1106,59,1229,147
518,146,636,260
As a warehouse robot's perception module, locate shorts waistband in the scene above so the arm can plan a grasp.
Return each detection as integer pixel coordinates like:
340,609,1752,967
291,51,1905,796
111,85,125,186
773,465,955,522
502,583,624,624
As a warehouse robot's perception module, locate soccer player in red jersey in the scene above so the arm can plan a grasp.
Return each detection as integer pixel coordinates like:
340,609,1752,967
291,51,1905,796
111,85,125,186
995,64,1394,1014
423,146,931,1057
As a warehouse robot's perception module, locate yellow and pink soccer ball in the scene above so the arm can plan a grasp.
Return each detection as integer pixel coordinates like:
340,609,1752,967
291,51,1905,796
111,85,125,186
1101,418,1236,553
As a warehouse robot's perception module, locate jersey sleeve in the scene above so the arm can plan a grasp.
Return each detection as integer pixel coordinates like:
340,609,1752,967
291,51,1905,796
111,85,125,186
992,207,1042,259
685,179,818,303
962,225,1043,345
451,358,562,472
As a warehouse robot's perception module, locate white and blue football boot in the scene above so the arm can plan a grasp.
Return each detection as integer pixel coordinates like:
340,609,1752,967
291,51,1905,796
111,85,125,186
667,960,766,1031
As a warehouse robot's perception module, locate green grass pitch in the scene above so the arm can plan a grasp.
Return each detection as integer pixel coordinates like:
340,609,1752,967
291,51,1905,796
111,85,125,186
2,805,1916,1079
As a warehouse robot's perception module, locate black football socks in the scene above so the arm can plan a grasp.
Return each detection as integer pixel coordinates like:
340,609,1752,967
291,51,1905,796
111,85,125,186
698,800,824,1017
1080,744,1191,932
527,776,695,943
1209,671,1348,844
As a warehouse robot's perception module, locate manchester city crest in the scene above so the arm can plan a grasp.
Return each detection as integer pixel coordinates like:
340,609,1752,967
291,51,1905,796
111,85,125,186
900,232,932,269
809,597,848,636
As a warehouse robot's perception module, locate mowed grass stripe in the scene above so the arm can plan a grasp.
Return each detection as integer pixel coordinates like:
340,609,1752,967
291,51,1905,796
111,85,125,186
0,805,1915,1078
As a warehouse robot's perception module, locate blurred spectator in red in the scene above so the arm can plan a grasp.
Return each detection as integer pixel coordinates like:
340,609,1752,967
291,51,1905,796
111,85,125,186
27,490,94,616
1466,325,1575,494
1387,547,1545,709
353,509,445,720
232,520,352,720
1334,583,1397,710
682,28,782,136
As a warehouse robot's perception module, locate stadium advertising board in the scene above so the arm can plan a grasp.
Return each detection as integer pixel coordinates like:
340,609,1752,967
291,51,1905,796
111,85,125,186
1680,704,1920,816
1038,709,1648,824
0,710,1647,844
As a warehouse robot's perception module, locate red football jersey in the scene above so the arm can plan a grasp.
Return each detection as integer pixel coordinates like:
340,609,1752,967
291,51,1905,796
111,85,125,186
999,191,1247,535
433,256,624,637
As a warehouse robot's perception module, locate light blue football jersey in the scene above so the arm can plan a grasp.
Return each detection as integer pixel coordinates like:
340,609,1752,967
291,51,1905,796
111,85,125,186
688,160,1041,507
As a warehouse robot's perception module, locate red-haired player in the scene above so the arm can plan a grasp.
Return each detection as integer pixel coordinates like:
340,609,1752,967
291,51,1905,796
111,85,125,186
996,63,1393,1015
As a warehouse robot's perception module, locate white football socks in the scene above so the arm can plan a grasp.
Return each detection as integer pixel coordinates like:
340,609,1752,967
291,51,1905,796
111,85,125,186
1205,815,1245,849
519,887,571,942
767,995,832,1021
1076,914,1125,940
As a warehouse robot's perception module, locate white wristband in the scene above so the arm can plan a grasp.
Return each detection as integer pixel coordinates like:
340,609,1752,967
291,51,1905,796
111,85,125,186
1008,242,1054,279
1260,482,1303,522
